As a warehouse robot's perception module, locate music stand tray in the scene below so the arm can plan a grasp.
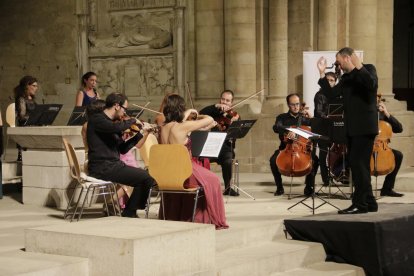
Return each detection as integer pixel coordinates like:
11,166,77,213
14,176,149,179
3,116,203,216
25,104,63,126
67,106,87,126
226,119,257,141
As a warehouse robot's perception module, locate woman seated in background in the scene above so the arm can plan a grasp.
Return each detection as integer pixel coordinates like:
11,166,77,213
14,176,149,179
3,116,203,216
159,94,228,229
14,75,39,161
75,72,100,107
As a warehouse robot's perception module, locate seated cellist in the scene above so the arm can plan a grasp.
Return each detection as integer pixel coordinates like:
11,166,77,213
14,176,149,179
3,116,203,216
269,93,319,196
377,96,404,197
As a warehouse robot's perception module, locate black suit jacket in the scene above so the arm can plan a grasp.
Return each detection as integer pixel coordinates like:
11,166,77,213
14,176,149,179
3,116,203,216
318,64,378,137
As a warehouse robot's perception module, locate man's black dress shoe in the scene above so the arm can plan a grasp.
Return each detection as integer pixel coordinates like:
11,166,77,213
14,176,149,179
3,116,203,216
121,209,139,218
338,205,368,214
304,186,314,196
223,188,239,196
367,204,378,212
274,188,284,196
380,190,404,197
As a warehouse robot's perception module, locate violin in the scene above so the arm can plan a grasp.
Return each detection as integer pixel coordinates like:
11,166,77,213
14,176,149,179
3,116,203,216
370,94,395,176
216,109,239,131
276,125,313,177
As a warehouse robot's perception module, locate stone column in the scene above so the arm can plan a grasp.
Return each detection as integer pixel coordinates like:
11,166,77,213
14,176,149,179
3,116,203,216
349,0,377,63
195,0,224,99
76,0,89,75
318,0,338,50
224,0,257,97
174,2,185,95
376,0,393,95
268,0,288,100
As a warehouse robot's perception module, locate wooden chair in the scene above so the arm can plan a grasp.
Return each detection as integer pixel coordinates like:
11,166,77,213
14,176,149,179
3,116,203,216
145,144,202,221
139,133,159,169
4,103,16,160
62,138,121,222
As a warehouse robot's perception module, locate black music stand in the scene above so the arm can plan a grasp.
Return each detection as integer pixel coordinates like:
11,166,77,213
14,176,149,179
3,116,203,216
223,119,257,200
190,131,226,158
67,106,87,126
287,131,340,214
25,104,62,126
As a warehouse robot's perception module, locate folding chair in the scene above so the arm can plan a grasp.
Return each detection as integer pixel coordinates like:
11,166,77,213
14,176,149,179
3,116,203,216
62,138,121,221
145,144,202,222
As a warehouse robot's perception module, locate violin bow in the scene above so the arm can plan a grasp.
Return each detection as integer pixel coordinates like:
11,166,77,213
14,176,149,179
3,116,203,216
185,82,195,109
132,104,163,115
135,101,151,118
230,89,265,110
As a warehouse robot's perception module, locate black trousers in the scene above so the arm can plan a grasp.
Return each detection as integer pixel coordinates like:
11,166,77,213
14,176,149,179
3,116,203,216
348,135,377,210
88,161,154,211
209,143,234,189
381,149,403,192
317,141,331,185
269,149,319,190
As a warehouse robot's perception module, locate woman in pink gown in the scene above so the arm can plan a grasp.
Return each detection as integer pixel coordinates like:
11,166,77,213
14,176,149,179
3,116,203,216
159,94,228,229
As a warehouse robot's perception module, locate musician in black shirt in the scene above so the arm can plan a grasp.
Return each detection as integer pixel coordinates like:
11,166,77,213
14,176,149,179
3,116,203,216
87,92,154,217
314,72,338,185
199,90,240,196
269,93,318,196
377,99,404,197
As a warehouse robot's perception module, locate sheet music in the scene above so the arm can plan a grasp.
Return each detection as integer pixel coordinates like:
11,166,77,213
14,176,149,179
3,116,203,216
200,132,227,157
286,127,319,139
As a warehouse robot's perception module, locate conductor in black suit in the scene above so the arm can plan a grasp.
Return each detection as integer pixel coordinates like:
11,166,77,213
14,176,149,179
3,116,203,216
317,47,378,214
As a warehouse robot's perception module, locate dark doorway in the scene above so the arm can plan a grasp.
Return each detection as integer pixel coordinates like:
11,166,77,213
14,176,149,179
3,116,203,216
393,0,414,110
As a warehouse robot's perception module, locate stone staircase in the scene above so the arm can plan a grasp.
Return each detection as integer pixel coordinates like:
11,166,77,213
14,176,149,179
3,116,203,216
2,216,364,275
215,220,363,276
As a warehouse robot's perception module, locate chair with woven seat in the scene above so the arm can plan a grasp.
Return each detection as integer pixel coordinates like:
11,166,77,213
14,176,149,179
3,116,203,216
62,138,121,222
145,144,202,221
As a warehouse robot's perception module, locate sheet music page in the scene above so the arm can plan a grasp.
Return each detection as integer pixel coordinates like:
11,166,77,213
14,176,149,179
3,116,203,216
200,132,227,157
286,127,318,139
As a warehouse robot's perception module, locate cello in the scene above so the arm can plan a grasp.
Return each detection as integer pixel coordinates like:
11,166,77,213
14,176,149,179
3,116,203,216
370,94,395,176
276,106,313,177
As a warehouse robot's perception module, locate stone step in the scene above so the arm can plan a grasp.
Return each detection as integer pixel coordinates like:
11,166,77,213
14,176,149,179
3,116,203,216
0,250,88,276
270,261,364,276
25,217,216,276
2,161,22,184
216,220,285,252
215,239,326,275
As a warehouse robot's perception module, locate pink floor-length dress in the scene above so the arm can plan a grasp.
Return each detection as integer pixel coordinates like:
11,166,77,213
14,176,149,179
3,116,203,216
159,140,228,230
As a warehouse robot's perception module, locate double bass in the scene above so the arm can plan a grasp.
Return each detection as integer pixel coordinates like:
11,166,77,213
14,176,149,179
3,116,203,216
370,94,395,176
276,106,313,177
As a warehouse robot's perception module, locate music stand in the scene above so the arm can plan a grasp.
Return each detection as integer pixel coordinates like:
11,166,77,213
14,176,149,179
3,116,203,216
287,131,340,214
67,106,87,126
25,104,62,126
223,119,257,200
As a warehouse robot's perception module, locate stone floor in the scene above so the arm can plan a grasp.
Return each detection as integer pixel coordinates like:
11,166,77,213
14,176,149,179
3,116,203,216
1,168,414,255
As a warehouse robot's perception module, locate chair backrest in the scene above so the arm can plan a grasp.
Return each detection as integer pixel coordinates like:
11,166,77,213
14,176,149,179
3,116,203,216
139,133,159,167
6,103,16,127
148,144,192,191
62,138,82,181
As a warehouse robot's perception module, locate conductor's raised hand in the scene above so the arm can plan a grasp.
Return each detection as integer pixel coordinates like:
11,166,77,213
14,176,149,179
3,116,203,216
317,57,327,77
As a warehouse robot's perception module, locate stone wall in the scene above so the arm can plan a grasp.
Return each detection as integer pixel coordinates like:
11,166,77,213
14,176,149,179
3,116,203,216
0,0,78,125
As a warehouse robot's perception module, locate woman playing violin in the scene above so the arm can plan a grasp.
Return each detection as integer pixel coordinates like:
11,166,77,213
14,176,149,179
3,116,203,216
269,93,318,196
159,94,228,229
199,89,240,196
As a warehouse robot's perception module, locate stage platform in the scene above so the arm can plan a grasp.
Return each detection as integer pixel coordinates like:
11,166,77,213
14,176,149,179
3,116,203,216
285,203,414,276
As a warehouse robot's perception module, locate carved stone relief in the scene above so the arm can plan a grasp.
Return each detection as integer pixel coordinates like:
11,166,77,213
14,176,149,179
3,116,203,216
85,0,183,100
90,56,173,98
